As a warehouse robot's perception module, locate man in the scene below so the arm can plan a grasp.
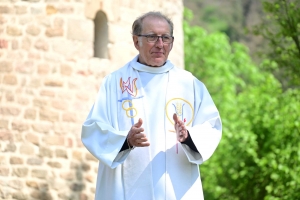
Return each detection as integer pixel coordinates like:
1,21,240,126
81,11,222,200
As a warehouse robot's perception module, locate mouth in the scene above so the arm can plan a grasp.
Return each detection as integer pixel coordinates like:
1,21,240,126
152,52,164,56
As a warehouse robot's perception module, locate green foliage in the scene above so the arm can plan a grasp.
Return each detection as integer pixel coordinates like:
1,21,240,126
183,7,300,200
253,0,300,87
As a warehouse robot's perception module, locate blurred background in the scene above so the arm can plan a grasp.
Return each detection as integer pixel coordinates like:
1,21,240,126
183,0,300,199
0,0,299,199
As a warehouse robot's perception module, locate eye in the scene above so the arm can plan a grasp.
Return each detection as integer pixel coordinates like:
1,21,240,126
147,35,157,40
163,36,171,40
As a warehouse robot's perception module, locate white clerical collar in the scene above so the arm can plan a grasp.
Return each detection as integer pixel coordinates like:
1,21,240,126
130,55,174,74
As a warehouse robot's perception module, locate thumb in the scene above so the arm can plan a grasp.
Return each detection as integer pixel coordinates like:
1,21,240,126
173,113,178,124
134,118,143,128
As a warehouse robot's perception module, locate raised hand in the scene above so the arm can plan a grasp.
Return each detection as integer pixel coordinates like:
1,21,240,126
127,118,150,148
173,113,188,142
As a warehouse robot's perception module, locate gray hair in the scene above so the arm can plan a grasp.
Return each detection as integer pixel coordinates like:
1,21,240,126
132,11,174,36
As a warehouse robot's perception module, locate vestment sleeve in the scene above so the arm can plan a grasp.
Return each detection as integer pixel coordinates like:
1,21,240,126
81,75,131,169
182,78,222,165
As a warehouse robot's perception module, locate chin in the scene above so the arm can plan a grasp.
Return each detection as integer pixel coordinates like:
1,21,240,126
150,59,166,67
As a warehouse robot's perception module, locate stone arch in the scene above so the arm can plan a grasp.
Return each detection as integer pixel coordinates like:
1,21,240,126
94,10,108,59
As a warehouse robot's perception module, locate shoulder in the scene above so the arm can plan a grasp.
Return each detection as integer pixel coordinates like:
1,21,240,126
171,65,196,79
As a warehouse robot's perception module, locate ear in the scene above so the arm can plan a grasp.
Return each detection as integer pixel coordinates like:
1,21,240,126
133,35,140,50
169,42,173,51
171,37,175,50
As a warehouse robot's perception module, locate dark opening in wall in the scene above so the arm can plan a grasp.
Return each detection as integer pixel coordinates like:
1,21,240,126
94,11,108,59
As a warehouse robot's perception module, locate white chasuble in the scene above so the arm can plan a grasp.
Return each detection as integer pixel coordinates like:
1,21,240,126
81,56,222,200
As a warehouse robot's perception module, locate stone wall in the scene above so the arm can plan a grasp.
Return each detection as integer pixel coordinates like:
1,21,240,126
0,0,183,199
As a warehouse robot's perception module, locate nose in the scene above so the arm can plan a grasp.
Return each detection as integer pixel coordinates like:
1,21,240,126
155,37,163,47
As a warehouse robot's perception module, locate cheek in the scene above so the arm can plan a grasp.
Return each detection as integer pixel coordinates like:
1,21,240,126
138,38,143,47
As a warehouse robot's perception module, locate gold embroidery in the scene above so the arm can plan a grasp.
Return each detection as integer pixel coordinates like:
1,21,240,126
122,100,137,118
165,98,194,126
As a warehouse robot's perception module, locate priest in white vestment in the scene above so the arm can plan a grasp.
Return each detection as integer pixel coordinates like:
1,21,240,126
81,11,222,200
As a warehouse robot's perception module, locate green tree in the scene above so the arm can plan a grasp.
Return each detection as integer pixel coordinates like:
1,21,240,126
184,8,300,200
253,0,300,88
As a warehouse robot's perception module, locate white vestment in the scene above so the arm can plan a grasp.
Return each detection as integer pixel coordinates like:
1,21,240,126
81,56,222,200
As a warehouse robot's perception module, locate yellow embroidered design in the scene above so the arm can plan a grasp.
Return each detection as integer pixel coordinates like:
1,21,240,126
165,98,194,126
122,100,137,118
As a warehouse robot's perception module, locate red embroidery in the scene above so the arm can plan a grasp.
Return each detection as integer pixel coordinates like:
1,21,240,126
120,77,138,97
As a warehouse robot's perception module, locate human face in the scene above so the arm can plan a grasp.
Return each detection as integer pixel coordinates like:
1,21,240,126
133,16,173,67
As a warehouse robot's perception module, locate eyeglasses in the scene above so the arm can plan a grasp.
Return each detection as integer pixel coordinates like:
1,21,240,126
137,34,174,44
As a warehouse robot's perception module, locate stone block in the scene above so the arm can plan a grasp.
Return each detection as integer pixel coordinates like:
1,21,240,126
0,120,9,129
33,98,49,108
45,27,63,37
12,122,29,132
5,143,16,152
15,6,27,14
60,64,72,75
32,123,51,133
7,26,22,36
24,108,37,120
11,39,19,49
3,74,17,85
43,136,65,146
84,174,94,183
31,6,44,14
26,180,39,189
57,5,74,14
67,19,94,42
17,97,30,106
27,157,43,165
85,153,98,162
21,37,31,50
26,133,39,145
40,90,55,97
0,167,10,176
47,161,62,168
51,100,68,110
37,63,50,75
34,39,49,51
10,157,23,164
20,143,35,155
44,79,63,87
55,149,68,158
39,109,59,122
0,6,13,14
62,112,77,122
39,146,53,158
5,92,14,102
46,5,57,15
26,25,41,36
72,150,82,160
60,171,75,181
30,190,53,200
0,61,13,72
31,169,47,179
13,167,29,177
80,193,88,200
70,183,85,192
0,132,13,140
12,192,28,200
0,107,21,116
7,180,22,192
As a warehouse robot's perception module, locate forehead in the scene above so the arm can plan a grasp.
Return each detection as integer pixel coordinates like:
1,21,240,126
141,16,171,34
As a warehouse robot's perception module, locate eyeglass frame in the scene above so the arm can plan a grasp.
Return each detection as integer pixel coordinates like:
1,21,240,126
136,34,174,44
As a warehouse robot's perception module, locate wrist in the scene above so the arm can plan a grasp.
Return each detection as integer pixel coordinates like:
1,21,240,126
127,137,135,150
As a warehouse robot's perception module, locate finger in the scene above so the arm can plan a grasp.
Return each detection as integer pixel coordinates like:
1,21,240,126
133,127,144,134
133,118,143,128
138,141,150,147
173,113,178,124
